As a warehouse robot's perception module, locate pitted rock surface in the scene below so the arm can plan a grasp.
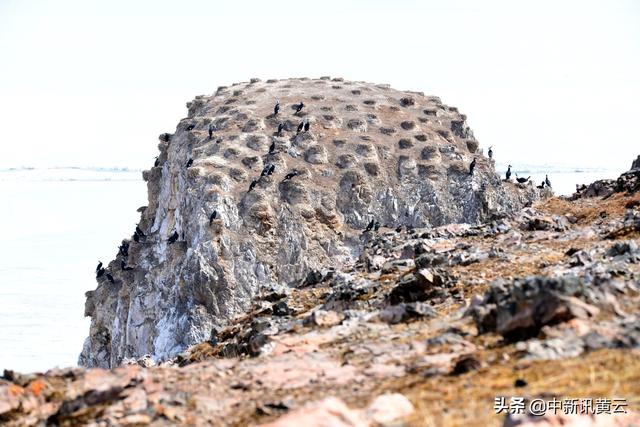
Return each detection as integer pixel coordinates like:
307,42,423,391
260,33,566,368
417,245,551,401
79,77,539,368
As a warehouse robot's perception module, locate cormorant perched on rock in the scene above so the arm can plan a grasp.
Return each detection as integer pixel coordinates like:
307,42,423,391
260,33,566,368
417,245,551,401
374,221,380,231
506,165,512,180
248,179,258,192
118,242,129,257
296,121,304,134
274,101,280,116
545,174,552,188
95,261,102,273
295,102,304,114
364,219,374,232
186,158,193,168
209,210,217,226
488,146,493,159
269,141,276,153
261,166,270,177
469,158,477,175
277,122,285,135
154,157,159,167
208,123,216,140
167,231,179,244
106,272,115,283
96,267,105,279
267,164,275,175
537,181,545,189
135,225,145,238
121,260,134,271
133,232,140,243
515,174,530,184
304,121,310,132
284,170,299,181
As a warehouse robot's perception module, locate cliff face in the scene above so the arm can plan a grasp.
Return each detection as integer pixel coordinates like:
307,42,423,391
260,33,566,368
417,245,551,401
79,77,538,368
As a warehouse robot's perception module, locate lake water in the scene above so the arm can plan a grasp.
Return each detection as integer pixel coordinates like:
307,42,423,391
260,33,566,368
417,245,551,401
0,165,622,373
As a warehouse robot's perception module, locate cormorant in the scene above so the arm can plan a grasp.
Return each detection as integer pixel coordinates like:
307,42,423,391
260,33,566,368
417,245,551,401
248,179,258,192
269,141,276,153
488,146,493,159
121,260,134,271
277,123,285,135
208,123,216,140
296,121,304,134
295,102,304,113
186,158,193,168
118,242,129,257
469,158,477,175
261,166,270,177
536,181,545,189
284,170,299,181
106,272,115,283
304,121,310,132
274,101,280,116
96,261,102,273
364,219,374,232
515,175,530,184
374,221,380,231
506,165,512,180
167,230,179,244
209,210,217,226
267,164,275,175
96,267,105,279
154,157,159,167
135,225,145,238
133,232,140,243
545,174,552,188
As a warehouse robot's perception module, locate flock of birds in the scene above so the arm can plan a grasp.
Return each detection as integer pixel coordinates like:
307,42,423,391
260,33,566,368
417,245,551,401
96,97,554,283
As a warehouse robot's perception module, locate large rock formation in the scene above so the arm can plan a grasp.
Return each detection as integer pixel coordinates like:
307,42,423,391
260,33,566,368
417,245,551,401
79,77,538,367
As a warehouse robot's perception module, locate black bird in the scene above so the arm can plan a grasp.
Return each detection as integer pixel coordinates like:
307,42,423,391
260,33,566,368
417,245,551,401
296,121,304,134
167,231,179,244
269,141,276,153
154,157,159,167
267,164,275,175
536,181,545,189
248,179,258,192
395,225,403,233
469,157,477,175
208,123,216,140
96,267,105,279
284,170,299,181
505,165,512,180
277,122,285,135
274,101,280,116
118,242,129,257
488,146,493,159
295,102,304,113
106,272,114,283
261,166,270,177
374,221,380,231
364,219,375,232
96,261,103,273
186,158,193,168
133,232,140,243
135,225,145,238
545,174,552,188
304,121,310,132
515,174,530,184
209,210,217,226
121,260,134,271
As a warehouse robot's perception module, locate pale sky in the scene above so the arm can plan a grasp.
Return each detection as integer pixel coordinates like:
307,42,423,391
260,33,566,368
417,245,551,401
0,0,638,171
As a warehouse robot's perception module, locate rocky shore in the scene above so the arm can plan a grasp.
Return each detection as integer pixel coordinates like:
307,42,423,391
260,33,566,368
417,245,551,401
1,79,638,426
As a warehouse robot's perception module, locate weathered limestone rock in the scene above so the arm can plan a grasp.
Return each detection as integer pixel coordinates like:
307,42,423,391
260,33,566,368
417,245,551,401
79,77,539,368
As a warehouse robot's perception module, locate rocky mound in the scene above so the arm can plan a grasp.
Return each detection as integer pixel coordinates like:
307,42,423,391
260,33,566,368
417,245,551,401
79,77,539,368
